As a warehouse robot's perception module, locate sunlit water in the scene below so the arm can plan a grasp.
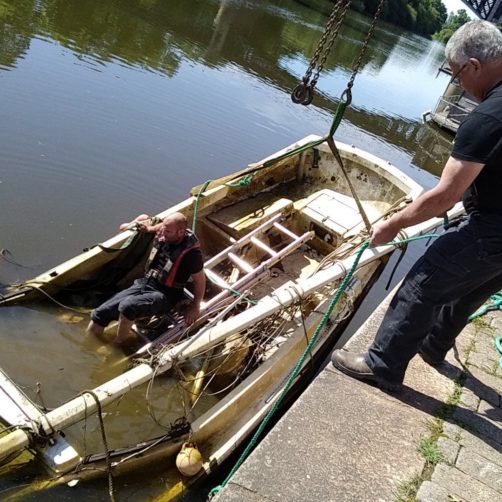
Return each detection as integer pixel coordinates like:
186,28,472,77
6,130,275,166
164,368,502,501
0,0,456,499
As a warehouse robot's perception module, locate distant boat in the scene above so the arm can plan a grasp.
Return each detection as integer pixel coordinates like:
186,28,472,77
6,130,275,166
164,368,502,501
0,135,463,499
422,60,477,133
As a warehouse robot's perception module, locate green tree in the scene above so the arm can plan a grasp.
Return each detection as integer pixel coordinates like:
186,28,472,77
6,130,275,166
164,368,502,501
415,0,447,36
434,9,470,43
360,0,447,37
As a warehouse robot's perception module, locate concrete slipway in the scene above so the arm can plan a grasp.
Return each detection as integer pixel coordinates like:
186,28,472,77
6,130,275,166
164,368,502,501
213,285,502,502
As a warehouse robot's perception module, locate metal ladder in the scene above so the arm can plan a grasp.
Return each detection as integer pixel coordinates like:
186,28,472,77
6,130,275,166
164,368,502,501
134,214,314,353
202,213,314,312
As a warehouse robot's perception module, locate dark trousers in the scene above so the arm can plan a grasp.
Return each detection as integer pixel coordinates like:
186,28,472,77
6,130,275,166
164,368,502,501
90,278,180,327
366,213,502,384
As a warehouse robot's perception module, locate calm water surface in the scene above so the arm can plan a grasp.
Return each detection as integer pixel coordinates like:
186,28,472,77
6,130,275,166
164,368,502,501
0,0,455,499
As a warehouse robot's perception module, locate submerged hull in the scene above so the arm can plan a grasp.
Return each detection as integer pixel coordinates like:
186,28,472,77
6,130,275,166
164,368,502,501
0,136,462,499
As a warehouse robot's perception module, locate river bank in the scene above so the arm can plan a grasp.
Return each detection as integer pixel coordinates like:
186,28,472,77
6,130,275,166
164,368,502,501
213,284,502,501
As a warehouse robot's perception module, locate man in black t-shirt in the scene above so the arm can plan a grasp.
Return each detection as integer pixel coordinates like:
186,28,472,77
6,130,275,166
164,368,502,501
332,20,502,391
87,212,205,347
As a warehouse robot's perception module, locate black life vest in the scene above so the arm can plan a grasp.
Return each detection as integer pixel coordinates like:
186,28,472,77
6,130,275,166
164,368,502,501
145,230,200,288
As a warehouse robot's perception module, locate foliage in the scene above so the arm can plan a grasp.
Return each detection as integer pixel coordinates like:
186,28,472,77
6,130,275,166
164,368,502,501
395,473,422,502
434,9,471,44
417,437,444,465
359,0,447,37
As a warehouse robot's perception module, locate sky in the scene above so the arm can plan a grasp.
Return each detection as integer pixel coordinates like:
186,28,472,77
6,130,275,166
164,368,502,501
441,0,478,18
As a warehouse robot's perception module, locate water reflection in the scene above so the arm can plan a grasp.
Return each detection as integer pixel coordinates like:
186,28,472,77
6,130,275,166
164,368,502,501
1,0,449,113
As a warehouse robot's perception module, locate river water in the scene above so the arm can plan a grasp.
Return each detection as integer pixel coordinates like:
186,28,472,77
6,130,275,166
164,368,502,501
0,0,456,499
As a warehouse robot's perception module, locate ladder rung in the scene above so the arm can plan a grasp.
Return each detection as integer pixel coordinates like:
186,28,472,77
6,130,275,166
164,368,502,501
204,213,283,270
202,229,314,312
228,252,254,273
273,222,300,241
250,236,277,257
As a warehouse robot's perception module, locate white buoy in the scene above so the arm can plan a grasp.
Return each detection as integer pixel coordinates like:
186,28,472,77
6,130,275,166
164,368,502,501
175,442,203,477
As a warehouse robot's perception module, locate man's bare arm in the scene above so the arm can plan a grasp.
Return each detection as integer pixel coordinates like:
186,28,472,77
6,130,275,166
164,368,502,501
370,157,484,247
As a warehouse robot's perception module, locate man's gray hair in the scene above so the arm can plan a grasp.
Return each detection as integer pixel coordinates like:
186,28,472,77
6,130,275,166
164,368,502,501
445,20,502,65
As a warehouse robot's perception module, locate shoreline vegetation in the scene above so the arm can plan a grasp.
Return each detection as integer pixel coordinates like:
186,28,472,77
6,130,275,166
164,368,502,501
295,0,477,42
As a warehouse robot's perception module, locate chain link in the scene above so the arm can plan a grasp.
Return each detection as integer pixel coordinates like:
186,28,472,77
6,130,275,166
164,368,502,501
302,0,346,84
310,0,352,89
292,0,350,105
291,0,385,107
346,0,386,91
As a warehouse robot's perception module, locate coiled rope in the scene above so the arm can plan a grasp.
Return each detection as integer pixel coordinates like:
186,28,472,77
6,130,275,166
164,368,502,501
468,291,502,369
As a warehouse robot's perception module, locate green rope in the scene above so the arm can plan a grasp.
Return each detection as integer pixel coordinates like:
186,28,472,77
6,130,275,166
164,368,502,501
208,240,371,498
191,175,257,233
468,292,502,321
468,291,502,370
209,231,443,497
223,173,256,188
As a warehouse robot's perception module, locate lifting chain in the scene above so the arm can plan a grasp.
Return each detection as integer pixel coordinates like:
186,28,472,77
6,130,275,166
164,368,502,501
292,0,352,106
343,0,386,104
292,0,386,108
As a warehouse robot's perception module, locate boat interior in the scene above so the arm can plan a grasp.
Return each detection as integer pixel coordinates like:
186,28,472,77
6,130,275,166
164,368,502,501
102,143,408,351
46,143,410,332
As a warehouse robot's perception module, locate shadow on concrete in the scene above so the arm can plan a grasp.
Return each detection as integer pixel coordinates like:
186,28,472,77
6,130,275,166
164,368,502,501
389,360,502,455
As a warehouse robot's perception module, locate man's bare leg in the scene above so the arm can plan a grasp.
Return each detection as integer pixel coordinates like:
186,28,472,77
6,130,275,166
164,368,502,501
113,314,135,346
87,320,105,338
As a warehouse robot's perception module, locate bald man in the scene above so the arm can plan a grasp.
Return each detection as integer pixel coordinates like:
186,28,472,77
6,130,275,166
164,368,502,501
87,212,205,347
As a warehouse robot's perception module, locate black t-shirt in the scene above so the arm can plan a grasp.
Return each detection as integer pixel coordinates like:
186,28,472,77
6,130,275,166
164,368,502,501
452,80,502,214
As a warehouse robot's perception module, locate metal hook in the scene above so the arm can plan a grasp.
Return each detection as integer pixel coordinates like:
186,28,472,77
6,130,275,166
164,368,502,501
340,87,352,106
291,82,314,106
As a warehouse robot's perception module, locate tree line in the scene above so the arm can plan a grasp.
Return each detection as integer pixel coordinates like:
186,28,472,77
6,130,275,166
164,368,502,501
298,0,479,41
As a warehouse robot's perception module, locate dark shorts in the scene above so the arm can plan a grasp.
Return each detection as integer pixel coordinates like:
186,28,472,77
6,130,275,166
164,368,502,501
90,278,181,327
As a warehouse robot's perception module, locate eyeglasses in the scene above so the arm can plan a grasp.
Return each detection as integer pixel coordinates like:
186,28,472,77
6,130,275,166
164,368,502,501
449,63,467,85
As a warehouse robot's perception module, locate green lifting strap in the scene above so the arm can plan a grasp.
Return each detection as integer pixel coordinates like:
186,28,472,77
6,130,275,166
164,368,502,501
329,97,348,137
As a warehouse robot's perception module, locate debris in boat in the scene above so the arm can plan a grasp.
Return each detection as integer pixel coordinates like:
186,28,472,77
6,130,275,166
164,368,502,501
207,334,252,389
190,350,213,406
175,442,203,477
